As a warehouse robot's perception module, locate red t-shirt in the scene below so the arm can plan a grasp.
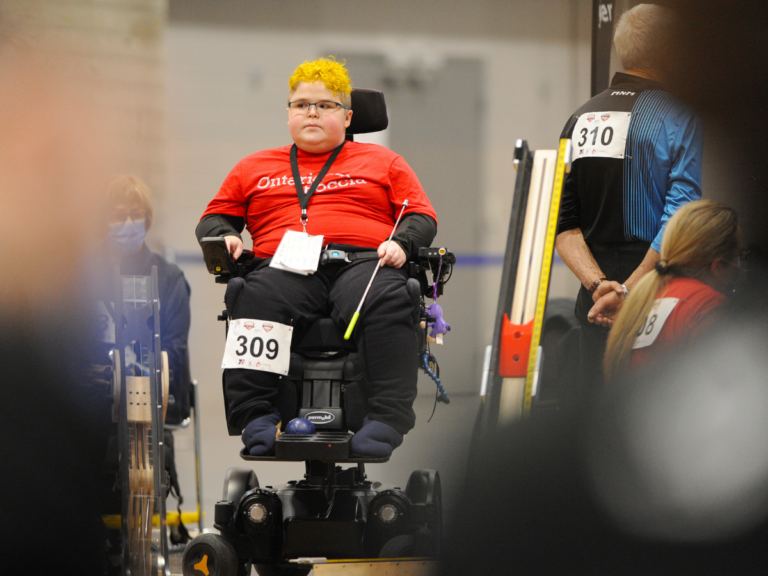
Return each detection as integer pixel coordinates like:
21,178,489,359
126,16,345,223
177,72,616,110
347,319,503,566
202,142,437,258
629,277,727,370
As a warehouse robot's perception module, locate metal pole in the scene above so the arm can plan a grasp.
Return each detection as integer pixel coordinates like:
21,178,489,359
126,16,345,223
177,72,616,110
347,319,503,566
150,267,170,576
192,380,204,532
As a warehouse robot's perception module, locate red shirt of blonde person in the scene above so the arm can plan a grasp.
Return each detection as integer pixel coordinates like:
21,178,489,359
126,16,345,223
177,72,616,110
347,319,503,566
604,200,742,382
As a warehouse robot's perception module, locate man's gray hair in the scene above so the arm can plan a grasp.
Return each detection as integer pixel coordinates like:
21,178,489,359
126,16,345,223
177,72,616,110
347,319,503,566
614,4,674,73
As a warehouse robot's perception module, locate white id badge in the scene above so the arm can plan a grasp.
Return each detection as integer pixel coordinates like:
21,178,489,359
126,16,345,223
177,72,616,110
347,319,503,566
632,297,680,350
222,318,293,375
571,111,631,161
270,230,324,275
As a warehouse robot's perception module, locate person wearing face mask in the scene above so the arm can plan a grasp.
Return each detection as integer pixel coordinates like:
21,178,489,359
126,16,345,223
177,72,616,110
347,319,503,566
603,200,742,382
103,174,192,425
83,175,194,558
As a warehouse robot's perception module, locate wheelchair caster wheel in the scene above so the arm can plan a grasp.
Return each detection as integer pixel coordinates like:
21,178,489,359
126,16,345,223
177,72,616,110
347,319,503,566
379,534,416,558
378,527,436,559
182,533,241,576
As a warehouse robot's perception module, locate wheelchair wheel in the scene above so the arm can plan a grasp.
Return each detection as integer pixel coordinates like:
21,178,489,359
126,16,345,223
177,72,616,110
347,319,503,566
379,534,415,558
224,467,259,504
182,533,239,576
405,469,443,558
379,527,436,559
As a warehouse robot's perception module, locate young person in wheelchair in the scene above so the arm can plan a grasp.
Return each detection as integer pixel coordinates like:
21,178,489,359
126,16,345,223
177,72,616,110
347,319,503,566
196,58,438,458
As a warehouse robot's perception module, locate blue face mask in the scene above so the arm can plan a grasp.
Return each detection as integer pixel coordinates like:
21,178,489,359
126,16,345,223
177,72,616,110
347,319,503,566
108,219,147,255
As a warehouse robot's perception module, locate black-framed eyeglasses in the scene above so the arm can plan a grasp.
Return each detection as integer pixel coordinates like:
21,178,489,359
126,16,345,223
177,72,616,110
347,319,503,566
288,100,350,115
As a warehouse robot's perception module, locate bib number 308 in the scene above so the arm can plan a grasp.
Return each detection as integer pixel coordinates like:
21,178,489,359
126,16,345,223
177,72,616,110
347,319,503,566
632,297,679,350
222,318,293,375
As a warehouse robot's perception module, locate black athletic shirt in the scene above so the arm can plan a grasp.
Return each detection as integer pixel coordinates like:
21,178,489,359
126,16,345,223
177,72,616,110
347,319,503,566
557,73,703,252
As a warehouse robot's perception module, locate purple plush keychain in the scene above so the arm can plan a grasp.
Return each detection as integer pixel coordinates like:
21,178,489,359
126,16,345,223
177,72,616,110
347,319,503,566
426,303,451,340
423,254,451,408
426,256,451,342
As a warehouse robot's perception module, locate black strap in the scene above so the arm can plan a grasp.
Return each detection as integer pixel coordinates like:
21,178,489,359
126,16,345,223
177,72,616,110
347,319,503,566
290,142,345,226
347,251,379,262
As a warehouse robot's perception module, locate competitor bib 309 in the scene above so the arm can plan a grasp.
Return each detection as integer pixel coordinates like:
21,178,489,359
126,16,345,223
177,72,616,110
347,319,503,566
571,111,631,161
222,318,293,375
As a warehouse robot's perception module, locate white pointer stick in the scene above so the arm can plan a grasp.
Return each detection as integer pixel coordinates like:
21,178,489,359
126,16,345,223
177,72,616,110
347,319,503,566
344,200,409,340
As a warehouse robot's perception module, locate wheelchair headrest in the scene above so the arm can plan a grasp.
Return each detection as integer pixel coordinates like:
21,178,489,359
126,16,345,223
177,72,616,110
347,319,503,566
346,89,388,135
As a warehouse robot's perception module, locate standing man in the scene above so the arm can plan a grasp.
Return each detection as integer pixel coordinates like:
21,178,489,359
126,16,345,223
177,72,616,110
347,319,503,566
556,4,703,387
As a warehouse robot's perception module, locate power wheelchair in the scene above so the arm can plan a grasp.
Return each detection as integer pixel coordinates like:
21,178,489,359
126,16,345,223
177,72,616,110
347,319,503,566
181,89,455,576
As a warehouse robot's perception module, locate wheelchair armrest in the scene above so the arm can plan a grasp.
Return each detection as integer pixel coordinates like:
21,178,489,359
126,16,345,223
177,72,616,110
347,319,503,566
409,247,455,299
201,237,255,283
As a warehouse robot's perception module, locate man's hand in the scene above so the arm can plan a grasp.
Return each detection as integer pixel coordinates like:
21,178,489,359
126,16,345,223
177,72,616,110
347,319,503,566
377,241,406,269
224,235,244,260
592,280,624,303
588,291,624,327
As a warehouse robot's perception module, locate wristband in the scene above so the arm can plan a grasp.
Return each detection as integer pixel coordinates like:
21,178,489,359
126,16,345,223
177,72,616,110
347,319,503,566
588,277,608,295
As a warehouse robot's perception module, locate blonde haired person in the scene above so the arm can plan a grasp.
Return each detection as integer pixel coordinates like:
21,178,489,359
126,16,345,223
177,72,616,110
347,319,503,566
196,58,437,457
604,200,741,382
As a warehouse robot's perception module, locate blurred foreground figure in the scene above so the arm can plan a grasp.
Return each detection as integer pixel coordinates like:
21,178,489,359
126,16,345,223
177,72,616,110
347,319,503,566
446,322,768,574
0,30,115,576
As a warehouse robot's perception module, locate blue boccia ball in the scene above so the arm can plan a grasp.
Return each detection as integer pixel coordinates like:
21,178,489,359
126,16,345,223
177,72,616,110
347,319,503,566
285,417,316,435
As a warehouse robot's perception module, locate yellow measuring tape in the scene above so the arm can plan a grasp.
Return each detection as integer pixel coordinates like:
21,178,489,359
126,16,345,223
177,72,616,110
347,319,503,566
522,138,569,415
101,510,202,530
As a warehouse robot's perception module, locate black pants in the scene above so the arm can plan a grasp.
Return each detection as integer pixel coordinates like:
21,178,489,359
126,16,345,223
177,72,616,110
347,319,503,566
575,246,648,388
225,260,418,435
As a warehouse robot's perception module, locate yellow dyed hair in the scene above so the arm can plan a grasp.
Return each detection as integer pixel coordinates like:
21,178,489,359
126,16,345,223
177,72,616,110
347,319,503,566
288,57,352,107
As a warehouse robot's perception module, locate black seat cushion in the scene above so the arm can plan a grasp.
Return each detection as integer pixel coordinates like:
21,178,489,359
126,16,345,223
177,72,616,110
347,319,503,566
288,353,364,382
293,318,357,352
279,352,367,430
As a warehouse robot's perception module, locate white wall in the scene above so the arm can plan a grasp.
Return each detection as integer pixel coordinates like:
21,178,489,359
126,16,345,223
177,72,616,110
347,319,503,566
162,17,590,525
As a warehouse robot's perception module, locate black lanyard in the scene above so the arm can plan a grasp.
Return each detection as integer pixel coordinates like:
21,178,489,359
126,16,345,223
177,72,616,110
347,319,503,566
290,142,345,232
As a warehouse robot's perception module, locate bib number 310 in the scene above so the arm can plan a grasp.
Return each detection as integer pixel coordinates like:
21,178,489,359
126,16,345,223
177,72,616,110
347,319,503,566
571,111,631,161
222,318,293,375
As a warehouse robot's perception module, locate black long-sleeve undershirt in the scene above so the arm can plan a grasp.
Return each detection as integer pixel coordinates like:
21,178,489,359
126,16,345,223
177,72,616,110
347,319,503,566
195,212,437,260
